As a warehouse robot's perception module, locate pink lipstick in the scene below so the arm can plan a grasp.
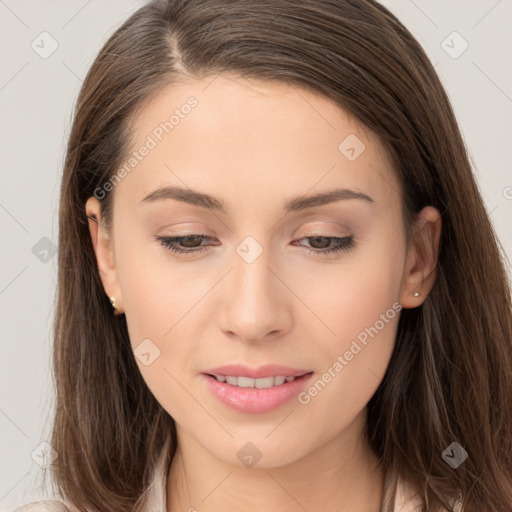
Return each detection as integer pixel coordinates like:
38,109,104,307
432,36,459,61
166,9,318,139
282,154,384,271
202,364,314,414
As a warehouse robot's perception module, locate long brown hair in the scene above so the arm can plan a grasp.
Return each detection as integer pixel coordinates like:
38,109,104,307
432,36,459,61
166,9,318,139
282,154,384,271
48,1,512,510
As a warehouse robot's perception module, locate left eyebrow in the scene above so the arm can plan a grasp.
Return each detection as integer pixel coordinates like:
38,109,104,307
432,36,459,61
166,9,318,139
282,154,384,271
140,185,375,213
284,188,375,211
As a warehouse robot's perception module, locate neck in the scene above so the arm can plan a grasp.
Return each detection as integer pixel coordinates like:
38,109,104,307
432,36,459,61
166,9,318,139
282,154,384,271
166,411,384,512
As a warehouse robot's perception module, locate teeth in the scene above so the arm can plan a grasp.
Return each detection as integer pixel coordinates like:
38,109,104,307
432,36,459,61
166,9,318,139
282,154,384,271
255,377,274,389
213,375,296,388
238,376,256,388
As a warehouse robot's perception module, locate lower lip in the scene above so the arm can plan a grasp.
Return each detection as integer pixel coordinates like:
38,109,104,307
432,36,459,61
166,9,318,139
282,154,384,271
203,373,314,414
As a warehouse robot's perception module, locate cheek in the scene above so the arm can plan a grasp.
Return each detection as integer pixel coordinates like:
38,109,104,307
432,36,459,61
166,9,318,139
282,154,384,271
294,234,403,349
297,288,400,438
115,229,203,341
114,235,215,419
294,236,403,418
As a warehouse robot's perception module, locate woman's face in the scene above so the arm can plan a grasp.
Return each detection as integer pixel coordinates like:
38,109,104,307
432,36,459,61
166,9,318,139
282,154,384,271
87,74,437,468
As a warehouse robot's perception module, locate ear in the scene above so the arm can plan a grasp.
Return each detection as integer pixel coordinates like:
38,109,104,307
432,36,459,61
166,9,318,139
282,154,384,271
85,197,124,314
400,206,442,309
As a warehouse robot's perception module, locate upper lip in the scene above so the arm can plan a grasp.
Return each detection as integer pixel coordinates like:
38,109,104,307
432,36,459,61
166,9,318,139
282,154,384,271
203,364,311,379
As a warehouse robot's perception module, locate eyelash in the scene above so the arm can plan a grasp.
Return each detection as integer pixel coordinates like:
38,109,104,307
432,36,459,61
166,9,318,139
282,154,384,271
155,234,354,256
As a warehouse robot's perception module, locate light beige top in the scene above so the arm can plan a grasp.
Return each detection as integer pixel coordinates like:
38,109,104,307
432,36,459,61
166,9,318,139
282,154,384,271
14,437,425,512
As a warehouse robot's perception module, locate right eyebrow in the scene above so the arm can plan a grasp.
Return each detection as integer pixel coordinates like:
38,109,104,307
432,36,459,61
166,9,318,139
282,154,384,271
140,185,227,213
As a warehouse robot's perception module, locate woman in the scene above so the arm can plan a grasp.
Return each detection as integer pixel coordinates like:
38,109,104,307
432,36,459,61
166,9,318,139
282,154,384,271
15,0,512,511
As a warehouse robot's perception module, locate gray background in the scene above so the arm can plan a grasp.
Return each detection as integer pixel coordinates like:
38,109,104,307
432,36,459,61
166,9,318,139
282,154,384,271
1,0,511,509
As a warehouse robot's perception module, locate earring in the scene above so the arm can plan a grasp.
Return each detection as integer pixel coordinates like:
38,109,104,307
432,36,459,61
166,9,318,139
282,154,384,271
413,291,421,297
109,296,120,315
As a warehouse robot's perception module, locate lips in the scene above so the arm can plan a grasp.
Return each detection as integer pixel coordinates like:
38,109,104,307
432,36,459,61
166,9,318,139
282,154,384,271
202,364,314,414
203,364,310,379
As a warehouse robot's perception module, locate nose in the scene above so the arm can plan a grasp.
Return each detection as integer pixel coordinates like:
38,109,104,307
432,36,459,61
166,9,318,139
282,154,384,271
217,244,292,344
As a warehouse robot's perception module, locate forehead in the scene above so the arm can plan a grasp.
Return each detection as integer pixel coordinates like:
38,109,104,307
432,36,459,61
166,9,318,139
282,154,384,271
117,74,400,216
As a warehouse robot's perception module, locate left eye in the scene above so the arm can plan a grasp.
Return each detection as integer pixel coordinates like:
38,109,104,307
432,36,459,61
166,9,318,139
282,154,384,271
155,234,354,256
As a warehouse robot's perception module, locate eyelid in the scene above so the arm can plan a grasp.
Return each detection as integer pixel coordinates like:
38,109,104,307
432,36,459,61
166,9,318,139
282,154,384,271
297,226,352,239
299,229,351,238
155,233,355,257
293,217,351,231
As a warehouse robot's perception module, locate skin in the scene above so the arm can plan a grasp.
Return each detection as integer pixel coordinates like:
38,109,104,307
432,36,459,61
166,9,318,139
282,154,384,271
86,74,441,512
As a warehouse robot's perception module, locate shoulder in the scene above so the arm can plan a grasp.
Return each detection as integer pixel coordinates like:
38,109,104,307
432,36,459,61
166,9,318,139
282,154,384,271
395,478,423,511
394,478,463,512
13,500,75,511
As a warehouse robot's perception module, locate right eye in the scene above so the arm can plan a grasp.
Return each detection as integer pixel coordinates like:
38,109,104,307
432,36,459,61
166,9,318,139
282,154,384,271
155,234,216,255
